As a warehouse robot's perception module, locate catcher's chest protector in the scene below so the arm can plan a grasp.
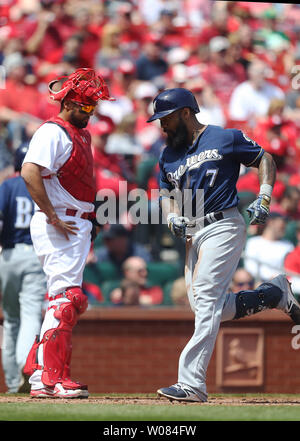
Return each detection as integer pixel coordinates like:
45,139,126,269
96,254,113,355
46,117,96,202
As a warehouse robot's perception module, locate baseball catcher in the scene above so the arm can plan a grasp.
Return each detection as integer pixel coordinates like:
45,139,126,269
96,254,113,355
22,68,114,398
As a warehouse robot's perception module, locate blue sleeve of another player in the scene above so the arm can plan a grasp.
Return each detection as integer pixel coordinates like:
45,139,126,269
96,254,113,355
232,129,264,167
0,181,8,215
158,152,173,191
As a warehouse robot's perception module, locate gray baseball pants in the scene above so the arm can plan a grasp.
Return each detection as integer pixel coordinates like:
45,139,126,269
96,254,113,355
179,207,247,401
0,244,46,392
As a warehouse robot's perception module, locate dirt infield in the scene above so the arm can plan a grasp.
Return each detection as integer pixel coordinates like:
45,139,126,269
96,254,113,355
1,395,300,406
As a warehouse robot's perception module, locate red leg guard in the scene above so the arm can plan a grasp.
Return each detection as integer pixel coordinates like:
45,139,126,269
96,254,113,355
30,288,88,388
41,328,72,386
41,301,78,387
60,287,88,388
63,287,88,388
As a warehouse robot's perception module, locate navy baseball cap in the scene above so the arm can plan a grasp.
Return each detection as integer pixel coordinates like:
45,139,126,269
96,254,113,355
14,144,29,172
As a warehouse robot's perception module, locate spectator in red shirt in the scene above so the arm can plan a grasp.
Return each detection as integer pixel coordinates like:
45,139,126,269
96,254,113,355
110,256,164,306
114,3,145,59
150,8,190,51
270,186,300,221
90,119,127,198
0,51,49,153
236,167,286,205
202,36,246,106
70,7,100,68
255,99,299,167
24,0,73,62
198,6,230,44
38,9,99,73
35,34,85,82
0,52,42,122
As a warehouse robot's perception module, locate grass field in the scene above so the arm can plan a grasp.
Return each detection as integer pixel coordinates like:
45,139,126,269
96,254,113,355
1,393,300,422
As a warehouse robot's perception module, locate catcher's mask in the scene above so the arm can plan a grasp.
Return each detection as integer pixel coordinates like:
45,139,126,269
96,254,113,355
48,68,115,107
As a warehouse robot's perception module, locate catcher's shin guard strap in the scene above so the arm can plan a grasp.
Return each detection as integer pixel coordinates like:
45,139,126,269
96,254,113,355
234,283,283,319
23,335,42,376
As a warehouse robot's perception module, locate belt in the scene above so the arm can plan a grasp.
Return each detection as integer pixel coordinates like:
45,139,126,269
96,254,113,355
48,292,68,304
65,209,91,220
47,287,76,302
187,211,224,230
203,211,224,227
37,209,92,220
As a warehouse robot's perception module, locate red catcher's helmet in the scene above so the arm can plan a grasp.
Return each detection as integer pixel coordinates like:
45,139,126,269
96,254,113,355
48,68,115,105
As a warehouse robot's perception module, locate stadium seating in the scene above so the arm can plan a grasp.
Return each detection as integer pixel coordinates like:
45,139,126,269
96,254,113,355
83,260,181,306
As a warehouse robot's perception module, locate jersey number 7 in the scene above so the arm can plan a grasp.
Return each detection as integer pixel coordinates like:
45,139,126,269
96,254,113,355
206,169,219,187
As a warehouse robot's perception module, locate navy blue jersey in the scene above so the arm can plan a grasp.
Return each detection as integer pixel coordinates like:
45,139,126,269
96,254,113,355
0,175,34,248
159,125,264,216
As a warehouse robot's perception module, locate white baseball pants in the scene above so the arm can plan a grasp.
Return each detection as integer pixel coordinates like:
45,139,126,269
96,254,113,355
28,211,92,389
30,211,92,296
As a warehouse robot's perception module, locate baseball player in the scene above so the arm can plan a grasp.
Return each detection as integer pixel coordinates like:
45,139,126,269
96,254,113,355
0,145,47,393
147,88,300,402
21,68,114,398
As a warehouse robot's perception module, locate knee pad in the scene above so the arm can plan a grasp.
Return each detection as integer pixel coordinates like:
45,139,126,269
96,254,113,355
65,287,88,315
234,284,282,319
54,301,78,330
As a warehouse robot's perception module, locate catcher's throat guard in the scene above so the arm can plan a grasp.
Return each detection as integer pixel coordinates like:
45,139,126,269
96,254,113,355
24,288,88,386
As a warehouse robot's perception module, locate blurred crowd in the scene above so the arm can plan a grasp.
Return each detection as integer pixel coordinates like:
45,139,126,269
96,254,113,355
1,0,300,307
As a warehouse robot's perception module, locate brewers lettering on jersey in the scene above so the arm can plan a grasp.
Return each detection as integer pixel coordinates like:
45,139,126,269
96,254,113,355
159,126,262,217
147,87,300,403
